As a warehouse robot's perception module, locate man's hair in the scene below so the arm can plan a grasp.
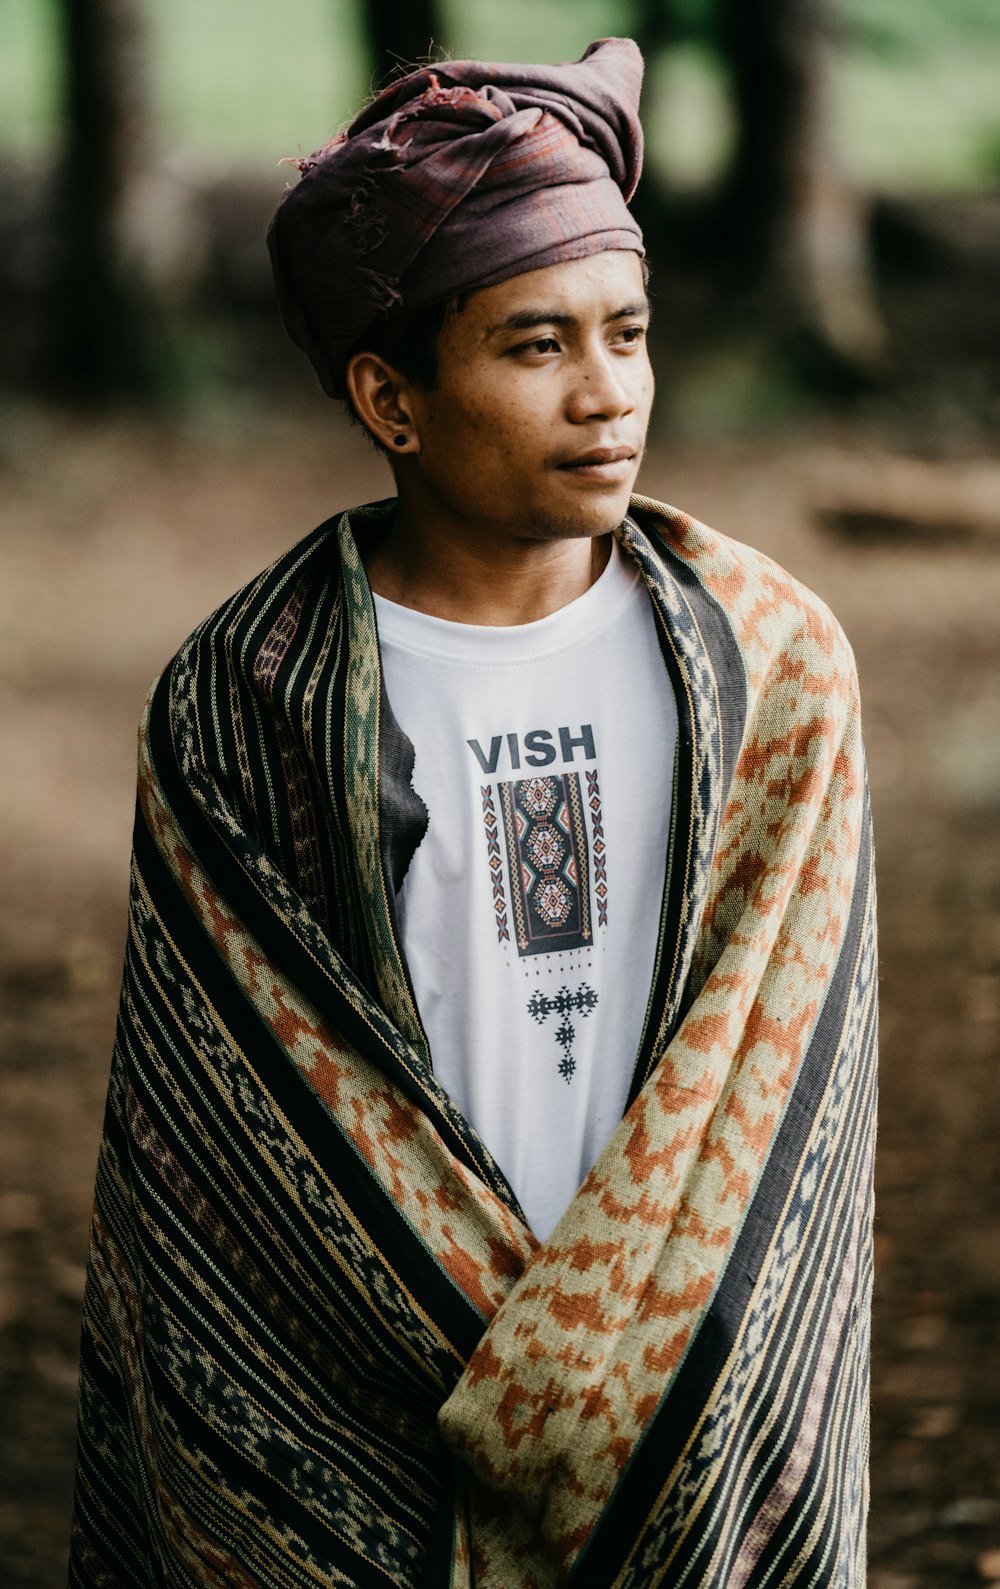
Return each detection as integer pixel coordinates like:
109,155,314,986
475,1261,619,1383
342,295,469,446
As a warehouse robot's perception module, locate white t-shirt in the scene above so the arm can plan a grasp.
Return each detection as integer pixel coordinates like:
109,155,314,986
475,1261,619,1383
374,540,678,1240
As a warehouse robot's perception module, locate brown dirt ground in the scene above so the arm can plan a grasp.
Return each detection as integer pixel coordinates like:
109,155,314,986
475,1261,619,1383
1,409,998,1587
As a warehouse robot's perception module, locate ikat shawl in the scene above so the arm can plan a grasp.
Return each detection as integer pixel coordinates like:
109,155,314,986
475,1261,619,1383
70,497,877,1587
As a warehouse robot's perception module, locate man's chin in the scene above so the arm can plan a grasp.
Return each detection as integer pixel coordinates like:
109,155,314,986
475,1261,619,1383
522,481,636,542
559,494,635,539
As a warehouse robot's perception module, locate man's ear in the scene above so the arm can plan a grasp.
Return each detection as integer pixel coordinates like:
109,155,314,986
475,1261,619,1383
345,353,421,454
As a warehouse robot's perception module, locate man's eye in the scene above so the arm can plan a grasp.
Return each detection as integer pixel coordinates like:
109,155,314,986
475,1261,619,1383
616,325,647,346
514,336,560,355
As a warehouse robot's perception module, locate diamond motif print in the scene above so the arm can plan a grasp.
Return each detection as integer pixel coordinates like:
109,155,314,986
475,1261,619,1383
498,773,592,956
586,767,608,928
481,785,510,944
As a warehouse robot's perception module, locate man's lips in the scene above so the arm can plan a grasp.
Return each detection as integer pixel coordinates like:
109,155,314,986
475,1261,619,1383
554,445,638,482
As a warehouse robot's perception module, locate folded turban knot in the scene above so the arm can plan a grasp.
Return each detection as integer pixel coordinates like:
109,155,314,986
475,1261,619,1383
267,38,645,395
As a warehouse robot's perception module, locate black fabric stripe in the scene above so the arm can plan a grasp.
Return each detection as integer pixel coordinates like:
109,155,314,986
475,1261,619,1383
125,806,487,1389
631,507,750,798
143,667,511,1205
575,807,875,1584
623,510,749,1105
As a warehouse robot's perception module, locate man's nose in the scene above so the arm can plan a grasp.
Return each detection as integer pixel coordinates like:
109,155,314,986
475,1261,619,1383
566,344,634,422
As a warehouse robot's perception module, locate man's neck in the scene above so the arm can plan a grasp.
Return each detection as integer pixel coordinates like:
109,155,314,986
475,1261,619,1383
363,506,613,627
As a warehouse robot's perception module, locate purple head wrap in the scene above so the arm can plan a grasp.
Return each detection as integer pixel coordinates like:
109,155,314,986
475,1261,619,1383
267,38,645,395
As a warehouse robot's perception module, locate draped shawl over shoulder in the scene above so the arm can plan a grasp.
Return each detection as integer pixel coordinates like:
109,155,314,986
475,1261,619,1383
70,498,876,1587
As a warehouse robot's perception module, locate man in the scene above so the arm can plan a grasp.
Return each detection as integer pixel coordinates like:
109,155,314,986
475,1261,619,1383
70,40,876,1588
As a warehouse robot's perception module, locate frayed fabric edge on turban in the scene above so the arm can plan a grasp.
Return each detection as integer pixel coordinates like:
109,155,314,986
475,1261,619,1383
267,38,646,396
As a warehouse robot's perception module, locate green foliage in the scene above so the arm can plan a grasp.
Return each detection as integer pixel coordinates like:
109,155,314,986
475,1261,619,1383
1,0,999,190
443,0,635,63
0,0,59,153
845,0,1000,60
151,0,367,158
840,52,1000,189
644,0,719,50
645,46,733,189
662,338,814,439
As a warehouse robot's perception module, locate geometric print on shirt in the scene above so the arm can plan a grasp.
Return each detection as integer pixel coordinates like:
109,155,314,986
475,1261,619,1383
497,772,592,956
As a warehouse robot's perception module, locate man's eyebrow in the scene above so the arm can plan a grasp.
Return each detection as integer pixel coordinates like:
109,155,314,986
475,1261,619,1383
486,300,651,337
487,310,574,336
608,301,651,322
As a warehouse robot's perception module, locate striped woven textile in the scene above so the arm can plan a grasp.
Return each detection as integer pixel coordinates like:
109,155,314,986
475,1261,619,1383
70,497,877,1587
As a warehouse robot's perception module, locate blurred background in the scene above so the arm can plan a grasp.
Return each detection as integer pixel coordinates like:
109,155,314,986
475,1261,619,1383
1,1,999,1585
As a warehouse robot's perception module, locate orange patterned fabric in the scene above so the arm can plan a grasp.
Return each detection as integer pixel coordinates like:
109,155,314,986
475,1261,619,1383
71,498,875,1586
438,501,875,1582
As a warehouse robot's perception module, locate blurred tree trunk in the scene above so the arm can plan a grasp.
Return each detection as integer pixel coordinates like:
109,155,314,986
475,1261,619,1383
719,0,886,376
359,0,445,87
47,0,159,398
633,0,675,57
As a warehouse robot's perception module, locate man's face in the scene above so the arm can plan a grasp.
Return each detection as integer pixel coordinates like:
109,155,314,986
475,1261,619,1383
403,250,653,544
